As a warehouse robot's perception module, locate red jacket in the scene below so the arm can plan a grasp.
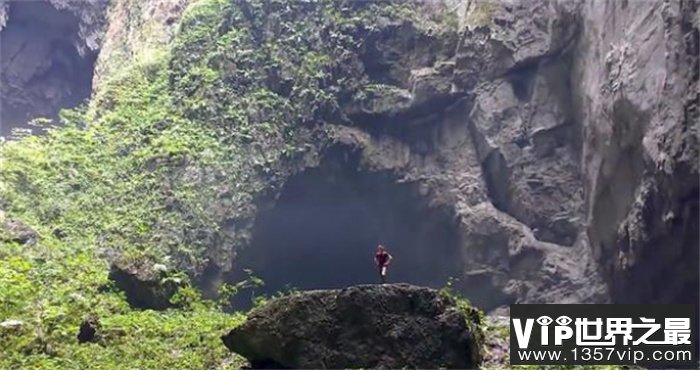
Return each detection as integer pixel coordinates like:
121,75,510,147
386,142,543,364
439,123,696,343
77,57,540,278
375,251,390,267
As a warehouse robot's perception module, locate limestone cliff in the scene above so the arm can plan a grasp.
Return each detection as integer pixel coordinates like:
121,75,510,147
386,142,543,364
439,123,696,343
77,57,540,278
1,0,697,314
573,0,698,304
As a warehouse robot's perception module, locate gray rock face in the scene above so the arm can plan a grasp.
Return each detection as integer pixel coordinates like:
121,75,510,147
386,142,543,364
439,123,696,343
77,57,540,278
0,0,107,136
273,0,695,308
572,0,698,304
91,0,189,100
222,284,483,369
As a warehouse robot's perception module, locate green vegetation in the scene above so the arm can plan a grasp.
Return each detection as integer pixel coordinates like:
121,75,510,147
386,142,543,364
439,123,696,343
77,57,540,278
0,219,247,369
0,0,459,368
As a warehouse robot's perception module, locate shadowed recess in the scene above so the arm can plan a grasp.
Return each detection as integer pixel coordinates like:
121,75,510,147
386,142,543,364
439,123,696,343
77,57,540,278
232,150,463,303
0,1,97,136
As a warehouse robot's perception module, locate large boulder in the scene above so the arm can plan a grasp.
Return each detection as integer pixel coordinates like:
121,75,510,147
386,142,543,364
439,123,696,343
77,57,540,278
222,284,483,369
108,256,184,310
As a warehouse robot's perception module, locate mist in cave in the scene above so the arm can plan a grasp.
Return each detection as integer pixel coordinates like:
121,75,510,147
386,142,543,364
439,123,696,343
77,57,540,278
231,151,463,304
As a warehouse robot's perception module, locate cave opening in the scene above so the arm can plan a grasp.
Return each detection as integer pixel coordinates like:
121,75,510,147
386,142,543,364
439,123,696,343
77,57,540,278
232,149,463,304
0,1,97,137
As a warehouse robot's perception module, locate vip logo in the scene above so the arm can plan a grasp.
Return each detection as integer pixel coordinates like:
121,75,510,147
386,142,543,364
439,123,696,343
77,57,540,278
513,315,574,348
510,304,697,367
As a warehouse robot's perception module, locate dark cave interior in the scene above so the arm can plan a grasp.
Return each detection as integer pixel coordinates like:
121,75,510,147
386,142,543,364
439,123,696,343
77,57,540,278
231,150,463,305
0,1,96,137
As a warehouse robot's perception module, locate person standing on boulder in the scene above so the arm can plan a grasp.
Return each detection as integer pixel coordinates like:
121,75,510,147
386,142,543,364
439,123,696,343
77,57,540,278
374,244,392,284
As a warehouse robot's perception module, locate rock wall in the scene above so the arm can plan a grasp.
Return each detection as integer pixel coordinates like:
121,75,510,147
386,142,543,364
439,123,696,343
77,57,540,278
572,0,699,304
232,0,612,310
0,0,107,136
91,0,189,98
230,0,697,308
